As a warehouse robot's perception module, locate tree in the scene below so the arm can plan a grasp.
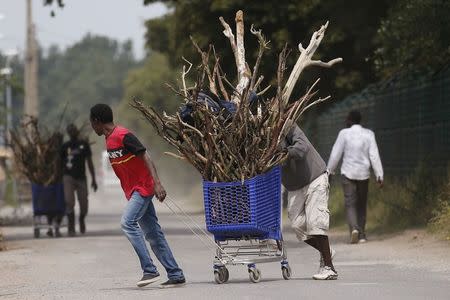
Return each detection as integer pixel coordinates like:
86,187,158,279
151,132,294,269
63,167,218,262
38,34,138,126
373,0,450,78
144,0,390,100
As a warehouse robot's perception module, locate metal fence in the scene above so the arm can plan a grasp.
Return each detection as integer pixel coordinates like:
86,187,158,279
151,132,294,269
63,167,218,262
308,67,450,177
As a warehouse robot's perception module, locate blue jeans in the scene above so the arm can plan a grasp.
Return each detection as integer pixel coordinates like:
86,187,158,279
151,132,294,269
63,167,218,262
121,191,184,280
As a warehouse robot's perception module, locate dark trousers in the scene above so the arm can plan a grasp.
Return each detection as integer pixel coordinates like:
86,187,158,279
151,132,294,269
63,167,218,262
63,175,88,217
342,176,369,237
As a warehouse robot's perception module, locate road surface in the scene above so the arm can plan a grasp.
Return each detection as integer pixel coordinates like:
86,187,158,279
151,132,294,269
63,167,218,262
1,187,449,300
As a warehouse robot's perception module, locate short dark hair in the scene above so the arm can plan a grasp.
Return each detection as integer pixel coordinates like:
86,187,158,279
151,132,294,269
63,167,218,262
347,110,362,124
90,104,113,123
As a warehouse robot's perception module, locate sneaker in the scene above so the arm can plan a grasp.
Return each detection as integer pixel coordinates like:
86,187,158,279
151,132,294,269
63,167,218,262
55,228,62,238
319,248,336,272
350,229,359,244
159,278,186,289
313,266,338,280
46,228,54,237
137,274,161,287
358,232,367,243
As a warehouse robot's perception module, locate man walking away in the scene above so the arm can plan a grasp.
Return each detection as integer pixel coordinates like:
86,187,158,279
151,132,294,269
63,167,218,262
327,110,383,244
89,103,186,288
61,124,98,236
282,123,337,280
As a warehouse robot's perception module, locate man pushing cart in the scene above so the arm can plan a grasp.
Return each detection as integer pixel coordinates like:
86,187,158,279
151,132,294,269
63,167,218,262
131,10,341,284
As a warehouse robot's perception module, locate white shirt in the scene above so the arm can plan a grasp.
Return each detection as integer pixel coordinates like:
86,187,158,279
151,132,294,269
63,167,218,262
327,124,383,181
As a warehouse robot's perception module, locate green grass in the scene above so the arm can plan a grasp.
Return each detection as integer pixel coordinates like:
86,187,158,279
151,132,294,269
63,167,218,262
428,181,450,240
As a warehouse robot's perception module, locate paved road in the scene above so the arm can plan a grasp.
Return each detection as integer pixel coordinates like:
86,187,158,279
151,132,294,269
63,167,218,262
1,188,449,300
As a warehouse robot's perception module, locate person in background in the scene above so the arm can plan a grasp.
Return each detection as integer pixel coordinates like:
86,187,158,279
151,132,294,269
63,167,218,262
89,103,186,288
282,123,337,280
327,110,383,244
61,124,97,236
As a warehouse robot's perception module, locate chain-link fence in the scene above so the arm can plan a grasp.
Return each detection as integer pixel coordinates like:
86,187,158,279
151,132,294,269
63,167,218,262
308,66,450,177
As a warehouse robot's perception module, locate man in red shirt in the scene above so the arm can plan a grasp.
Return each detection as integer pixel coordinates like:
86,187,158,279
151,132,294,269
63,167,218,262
90,104,185,288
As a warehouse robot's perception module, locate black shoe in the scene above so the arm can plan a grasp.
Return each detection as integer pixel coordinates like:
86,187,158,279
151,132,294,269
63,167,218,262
159,278,186,289
79,217,86,234
137,273,161,287
46,229,54,237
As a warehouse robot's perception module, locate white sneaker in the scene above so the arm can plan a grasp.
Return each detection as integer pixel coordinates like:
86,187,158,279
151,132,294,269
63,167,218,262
358,238,367,244
313,266,338,280
350,229,359,244
319,248,336,272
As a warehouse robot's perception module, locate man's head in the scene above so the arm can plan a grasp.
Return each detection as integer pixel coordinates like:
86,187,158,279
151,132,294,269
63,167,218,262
90,104,114,136
66,124,79,141
346,110,362,127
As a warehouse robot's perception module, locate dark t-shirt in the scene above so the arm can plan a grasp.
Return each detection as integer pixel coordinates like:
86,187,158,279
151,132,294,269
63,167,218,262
61,140,92,180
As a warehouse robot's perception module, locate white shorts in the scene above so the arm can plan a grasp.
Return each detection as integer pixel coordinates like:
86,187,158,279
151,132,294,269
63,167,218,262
286,173,330,241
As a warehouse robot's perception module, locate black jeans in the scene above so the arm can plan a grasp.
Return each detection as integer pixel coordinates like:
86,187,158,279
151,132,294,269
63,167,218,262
342,176,369,237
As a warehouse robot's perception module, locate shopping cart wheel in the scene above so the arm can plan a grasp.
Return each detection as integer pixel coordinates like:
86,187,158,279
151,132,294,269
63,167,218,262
214,267,229,284
34,228,40,238
282,265,291,280
248,267,261,283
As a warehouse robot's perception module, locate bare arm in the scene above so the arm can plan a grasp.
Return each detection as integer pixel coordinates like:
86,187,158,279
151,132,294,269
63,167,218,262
138,151,167,202
87,156,98,192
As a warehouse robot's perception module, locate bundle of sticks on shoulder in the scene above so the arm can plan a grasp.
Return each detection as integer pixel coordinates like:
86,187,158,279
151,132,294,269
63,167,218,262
133,10,342,182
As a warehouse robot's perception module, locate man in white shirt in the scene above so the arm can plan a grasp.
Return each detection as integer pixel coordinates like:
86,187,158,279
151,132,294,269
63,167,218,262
327,110,383,244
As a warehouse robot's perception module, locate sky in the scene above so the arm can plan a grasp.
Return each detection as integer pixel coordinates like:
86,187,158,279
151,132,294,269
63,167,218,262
0,0,168,60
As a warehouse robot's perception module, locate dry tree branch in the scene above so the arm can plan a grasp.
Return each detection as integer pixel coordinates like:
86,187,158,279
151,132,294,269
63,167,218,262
282,21,343,104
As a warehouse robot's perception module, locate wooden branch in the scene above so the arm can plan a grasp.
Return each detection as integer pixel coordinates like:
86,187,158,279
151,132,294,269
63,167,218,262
220,10,251,104
282,21,342,104
181,57,193,98
250,24,269,91
164,152,186,160
309,58,343,68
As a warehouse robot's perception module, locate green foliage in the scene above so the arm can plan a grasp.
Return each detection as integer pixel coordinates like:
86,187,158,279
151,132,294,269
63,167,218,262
374,0,450,77
144,0,390,100
328,182,346,227
38,34,138,127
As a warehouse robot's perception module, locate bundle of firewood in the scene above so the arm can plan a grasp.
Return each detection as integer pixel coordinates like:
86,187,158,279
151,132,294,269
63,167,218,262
10,117,63,186
132,10,342,182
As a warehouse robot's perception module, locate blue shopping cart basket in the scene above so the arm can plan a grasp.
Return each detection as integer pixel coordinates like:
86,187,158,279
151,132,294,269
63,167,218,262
31,183,65,215
203,166,281,241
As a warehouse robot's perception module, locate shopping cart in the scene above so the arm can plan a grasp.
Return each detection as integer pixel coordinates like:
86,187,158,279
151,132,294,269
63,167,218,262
202,166,291,283
31,183,65,238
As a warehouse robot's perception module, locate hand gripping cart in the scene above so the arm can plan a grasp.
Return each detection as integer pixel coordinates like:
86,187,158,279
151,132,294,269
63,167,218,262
202,166,291,283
